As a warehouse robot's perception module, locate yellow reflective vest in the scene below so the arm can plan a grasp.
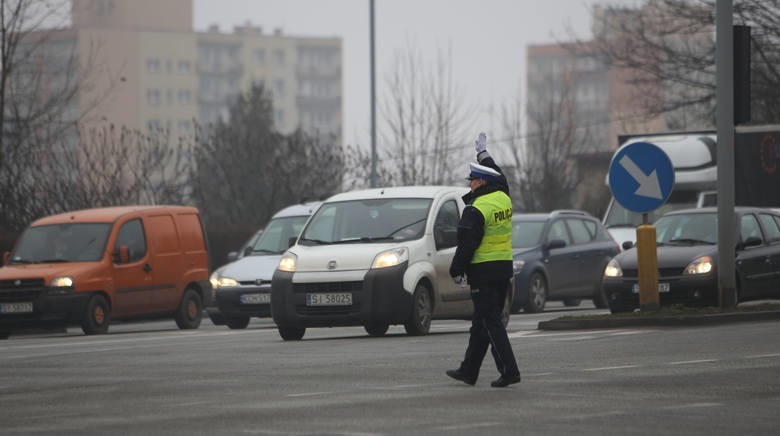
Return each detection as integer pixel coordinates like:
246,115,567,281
471,190,513,263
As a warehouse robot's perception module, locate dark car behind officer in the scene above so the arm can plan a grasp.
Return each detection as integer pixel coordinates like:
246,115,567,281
446,132,521,388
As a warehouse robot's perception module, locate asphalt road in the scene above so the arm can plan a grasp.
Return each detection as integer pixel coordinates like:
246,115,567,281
1,302,778,435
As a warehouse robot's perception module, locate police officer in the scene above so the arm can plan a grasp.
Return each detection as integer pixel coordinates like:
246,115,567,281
446,132,521,388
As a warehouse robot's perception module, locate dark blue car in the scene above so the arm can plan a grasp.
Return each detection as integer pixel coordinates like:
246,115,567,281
511,210,620,313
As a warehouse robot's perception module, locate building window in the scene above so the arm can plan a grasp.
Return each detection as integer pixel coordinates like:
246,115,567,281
146,58,160,73
146,89,161,105
274,79,284,98
177,60,191,73
254,49,266,66
178,89,191,105
178,120,191,134
147,119,162,131
274,49,285,66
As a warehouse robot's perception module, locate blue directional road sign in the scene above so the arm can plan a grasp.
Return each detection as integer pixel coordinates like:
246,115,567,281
608,141,675,213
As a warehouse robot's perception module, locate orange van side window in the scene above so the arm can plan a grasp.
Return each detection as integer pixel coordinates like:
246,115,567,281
176,213,206,252
115,219,147,263
146,215,181,254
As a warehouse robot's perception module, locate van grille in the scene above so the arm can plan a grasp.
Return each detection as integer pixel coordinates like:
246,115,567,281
0,278,46,302
293,281,363,294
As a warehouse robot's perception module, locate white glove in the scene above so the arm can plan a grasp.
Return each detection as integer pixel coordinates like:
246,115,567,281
475,132,487,154
453,274,468,289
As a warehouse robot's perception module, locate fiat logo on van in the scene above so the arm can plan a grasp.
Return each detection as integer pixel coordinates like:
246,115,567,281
327,260,337,270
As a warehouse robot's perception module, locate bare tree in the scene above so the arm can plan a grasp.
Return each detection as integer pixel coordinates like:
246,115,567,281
583,0,780,129
0,0,115,249
379,42,474,186
506,73,593,212
191,84,343,264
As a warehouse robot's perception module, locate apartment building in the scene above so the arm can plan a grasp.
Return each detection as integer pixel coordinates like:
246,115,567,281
68,0,342,143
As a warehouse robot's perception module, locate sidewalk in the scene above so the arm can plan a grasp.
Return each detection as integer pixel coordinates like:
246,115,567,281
538,309,780,330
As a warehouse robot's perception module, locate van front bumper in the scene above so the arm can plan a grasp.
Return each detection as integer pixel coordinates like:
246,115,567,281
0,290,91,329
271,262,411,328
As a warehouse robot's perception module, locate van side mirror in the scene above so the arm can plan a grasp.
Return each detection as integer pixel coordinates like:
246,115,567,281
622,241,634,250
546,239,566,250
288,236,298,248
227,251,239,262
2,251,9,266
435,227,458,250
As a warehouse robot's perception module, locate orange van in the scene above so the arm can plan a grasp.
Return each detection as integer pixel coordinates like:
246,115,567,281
0,206,211,338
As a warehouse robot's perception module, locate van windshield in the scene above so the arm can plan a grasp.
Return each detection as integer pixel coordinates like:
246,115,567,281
10,223,112,264
250,215,310,255
299,198,432,245
603,190,699,228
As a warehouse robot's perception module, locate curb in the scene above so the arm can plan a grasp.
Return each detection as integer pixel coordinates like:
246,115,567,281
537,310,780,330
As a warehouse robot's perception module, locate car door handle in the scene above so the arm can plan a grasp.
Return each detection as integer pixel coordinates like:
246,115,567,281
143,263,152,273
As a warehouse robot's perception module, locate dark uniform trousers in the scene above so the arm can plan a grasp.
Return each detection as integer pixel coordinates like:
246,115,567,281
459,279,520,379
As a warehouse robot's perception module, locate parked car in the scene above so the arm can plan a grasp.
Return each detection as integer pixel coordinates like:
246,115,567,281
0,206,211,338
602,207,780,312
510,210,620,313
270,186,514,340
207,202,321,329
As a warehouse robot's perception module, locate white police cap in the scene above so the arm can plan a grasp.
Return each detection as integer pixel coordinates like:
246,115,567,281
466,162,501,181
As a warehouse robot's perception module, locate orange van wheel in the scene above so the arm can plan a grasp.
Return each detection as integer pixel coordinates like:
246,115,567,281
175,288,203,330
81,294,111,335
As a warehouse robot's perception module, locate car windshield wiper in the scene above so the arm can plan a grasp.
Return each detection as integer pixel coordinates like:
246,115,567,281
8,258,33,264
668,238,715,245
251,249,278,254
298,237,329,245
37,259,69,263
381,218,427,239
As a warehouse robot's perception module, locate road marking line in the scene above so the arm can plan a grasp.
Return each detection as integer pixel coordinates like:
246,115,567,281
661,402,723,410
584,365,640,371
747,353,780,359
668,359,718,365
286,391,335,398
439,423,500,431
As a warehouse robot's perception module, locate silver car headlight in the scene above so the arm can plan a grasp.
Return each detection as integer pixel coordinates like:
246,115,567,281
684,256,713,275
210,272,238,289
604,259,623,278
513,259,525,273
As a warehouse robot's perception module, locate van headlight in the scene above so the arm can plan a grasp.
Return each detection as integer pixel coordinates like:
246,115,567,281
48,276,74,294
604,259,623,278
278,252,297,272
684,256,713,275
371,247,408,269
50,276,74,288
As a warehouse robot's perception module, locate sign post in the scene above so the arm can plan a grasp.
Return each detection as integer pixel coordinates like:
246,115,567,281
608,142,675,311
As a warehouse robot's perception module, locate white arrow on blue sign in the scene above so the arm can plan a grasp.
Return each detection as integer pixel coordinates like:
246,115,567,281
608,141,675,213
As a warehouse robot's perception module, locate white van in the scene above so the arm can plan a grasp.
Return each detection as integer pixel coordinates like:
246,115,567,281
271,186,502,340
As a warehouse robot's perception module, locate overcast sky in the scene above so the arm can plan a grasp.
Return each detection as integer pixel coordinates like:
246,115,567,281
194,0,636,150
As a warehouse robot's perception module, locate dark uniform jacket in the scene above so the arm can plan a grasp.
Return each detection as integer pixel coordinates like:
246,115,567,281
449,152,513,287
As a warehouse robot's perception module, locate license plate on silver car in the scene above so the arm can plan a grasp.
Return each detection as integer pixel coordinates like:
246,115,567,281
240,293,270,304
0,302,33,314
632,283,670,293
306,293,352,306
